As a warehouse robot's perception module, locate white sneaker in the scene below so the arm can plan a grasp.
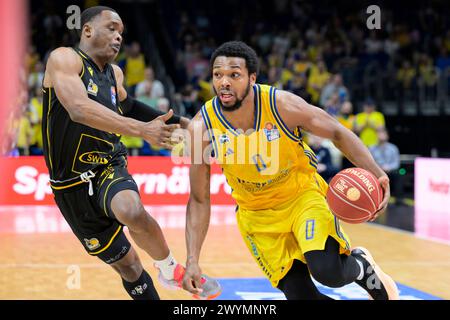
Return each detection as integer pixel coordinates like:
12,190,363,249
352,247,399,300
155,263,222,300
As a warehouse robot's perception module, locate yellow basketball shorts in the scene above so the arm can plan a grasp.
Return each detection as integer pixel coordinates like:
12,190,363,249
237,174,351,287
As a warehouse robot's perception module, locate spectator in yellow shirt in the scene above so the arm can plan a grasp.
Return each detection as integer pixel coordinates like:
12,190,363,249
293,52,310,75
418,55,438,86
396,60,416,89
280,56,295,86
125,42,146,96
354,98,385,148
337,101,355,131
307,60,331,104
16,106,34,156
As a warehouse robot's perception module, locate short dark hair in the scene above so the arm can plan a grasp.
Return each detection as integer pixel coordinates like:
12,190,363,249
80,6,117,29
364,97,376,107
210,41,259,75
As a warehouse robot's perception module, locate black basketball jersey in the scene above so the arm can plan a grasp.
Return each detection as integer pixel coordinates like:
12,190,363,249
42,48,127,181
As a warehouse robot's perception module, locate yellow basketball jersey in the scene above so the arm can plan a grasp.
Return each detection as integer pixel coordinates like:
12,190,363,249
201,84,319,210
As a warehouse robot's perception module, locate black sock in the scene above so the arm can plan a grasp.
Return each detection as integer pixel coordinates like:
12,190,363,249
351,250,388,300
122,270,160,300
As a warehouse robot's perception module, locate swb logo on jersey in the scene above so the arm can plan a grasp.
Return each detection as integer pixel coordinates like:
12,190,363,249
263,122,280,142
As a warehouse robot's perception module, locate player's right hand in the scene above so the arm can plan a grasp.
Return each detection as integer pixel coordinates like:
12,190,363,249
182,261,204,296
141,109,181,149
370,174,390,221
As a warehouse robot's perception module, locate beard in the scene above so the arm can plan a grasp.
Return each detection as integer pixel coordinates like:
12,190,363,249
214,81,251,112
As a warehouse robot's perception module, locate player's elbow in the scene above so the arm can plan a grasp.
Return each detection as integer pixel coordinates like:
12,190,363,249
67,105,86,124
331,125,350,144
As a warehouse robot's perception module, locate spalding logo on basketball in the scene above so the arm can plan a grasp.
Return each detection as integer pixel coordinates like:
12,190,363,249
326,168,383,224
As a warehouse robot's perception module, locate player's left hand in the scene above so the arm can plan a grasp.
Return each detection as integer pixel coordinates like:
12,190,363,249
182,261,204,296
370,175,390,221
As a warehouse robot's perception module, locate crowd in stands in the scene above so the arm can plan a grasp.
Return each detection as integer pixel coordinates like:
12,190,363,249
6,2,448,197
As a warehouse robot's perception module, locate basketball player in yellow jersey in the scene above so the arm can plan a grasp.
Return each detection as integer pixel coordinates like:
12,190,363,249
182,41,399,300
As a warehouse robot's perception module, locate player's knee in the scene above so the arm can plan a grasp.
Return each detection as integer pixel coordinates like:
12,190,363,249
114,200,148,229
308,258,347,288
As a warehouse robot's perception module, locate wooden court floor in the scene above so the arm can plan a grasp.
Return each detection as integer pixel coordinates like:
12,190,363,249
0,205,449,300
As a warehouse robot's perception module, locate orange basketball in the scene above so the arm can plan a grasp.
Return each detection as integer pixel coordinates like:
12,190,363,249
326,168,383,224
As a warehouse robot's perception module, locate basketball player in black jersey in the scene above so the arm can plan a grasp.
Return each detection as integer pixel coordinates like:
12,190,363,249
42,6,218,300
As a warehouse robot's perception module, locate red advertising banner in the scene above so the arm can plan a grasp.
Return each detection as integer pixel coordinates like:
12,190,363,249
0,156,234,206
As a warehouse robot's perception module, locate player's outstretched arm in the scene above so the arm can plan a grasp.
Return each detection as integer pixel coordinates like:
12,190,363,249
183,112,212,295
45,47,179,149
112,64,191,129
276,90,390,220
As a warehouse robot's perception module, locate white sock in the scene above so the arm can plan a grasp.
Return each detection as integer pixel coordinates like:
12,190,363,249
154,252,177,280
356,259,365,280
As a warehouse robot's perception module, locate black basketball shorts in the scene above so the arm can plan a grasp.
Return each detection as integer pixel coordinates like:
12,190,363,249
52,163,140,264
